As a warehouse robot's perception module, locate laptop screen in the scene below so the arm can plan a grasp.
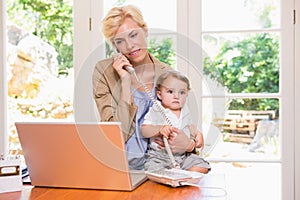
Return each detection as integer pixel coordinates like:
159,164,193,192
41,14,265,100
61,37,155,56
16,122,146,191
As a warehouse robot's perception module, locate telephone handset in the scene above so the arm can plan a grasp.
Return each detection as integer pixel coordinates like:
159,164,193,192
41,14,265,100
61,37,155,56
113,47,135,74
123,65,135,74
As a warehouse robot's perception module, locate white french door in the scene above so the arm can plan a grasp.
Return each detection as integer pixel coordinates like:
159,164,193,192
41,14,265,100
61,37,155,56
75,0,297,199
176,0,295,199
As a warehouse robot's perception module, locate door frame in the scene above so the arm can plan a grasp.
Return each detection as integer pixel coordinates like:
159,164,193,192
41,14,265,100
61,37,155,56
295,1,300,199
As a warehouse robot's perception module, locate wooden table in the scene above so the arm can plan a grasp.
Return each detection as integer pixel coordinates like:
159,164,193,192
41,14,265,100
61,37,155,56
0,174,227,200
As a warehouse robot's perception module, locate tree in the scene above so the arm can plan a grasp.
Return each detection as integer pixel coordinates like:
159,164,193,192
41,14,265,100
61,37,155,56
148,38,176,67
204,33,279,113
7,0,73,76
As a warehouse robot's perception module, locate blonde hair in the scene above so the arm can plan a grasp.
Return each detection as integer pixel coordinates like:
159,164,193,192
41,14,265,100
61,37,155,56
156,70,191,91
102,5,147,43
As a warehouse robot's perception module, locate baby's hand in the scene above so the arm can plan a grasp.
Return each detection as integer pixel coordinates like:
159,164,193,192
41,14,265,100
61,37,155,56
158,125,172,138
168,131,178,141
195,130,204,148
159,126,178,139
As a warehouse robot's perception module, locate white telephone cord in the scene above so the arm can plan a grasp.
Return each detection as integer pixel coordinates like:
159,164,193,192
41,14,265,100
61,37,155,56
127,67,180,169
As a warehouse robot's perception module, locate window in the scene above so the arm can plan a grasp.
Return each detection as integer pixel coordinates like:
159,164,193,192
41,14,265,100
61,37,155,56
201,0,281,161
176,1,295,199
2,0,74,154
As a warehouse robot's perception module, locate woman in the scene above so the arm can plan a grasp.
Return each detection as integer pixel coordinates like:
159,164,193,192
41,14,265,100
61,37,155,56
92,5,198,170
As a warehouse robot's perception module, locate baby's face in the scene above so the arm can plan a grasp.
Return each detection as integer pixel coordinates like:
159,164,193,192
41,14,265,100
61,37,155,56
157,77,188,111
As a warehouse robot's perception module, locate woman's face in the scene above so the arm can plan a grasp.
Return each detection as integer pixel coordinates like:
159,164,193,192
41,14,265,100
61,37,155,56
113,17,148,65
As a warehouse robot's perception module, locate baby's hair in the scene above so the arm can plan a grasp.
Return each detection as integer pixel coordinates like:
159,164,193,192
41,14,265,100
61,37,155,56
156,70,191,91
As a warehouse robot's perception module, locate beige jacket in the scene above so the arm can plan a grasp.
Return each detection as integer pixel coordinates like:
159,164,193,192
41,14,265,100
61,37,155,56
92,54,171,142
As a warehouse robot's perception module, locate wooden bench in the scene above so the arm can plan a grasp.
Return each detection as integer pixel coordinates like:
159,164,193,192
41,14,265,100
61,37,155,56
213,110,276,143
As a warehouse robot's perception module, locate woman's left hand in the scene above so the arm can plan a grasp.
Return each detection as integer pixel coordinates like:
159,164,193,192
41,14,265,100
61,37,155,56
167,129,190,154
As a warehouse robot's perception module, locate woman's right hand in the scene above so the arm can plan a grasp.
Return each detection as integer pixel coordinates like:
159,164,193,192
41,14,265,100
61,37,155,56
113,53,132,79
113,53,133,104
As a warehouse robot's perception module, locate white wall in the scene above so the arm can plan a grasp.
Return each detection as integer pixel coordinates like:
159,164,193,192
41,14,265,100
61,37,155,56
295,1,300,199
73,0,103,122
0,0,8,155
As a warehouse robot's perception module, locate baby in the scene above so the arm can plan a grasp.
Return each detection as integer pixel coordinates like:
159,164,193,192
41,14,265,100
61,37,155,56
142,70,210,173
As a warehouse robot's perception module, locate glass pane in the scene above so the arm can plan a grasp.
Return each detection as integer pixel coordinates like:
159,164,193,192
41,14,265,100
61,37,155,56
202,97,280,161
202,32,279,94
104,0,176,32
202,0,280,31
148,33,177,68
6,0,74,151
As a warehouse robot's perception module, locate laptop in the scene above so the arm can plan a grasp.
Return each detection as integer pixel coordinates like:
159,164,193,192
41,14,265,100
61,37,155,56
15,122,147,191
